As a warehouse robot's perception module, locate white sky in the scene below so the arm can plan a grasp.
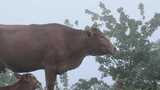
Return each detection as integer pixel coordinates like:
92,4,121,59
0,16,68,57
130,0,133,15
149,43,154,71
0,0,160,88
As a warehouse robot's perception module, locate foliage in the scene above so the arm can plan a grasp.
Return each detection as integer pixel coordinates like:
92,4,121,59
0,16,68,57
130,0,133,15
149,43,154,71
86,2,160,90
71,77,110,90
0,69,17,87
60,72,69,90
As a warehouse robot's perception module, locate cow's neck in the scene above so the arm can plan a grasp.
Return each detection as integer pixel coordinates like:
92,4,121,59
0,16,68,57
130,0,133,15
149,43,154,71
68,30,88,58
57,30,89,74
67,30,89,64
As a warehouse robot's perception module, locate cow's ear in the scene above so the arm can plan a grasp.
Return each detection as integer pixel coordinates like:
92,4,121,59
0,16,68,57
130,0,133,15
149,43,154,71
91,27,100,32
85,26,90,31
86,30,94,37
85,26,94,37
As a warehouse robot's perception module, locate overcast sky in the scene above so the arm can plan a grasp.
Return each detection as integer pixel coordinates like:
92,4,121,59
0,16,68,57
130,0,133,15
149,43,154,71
0,0,160,87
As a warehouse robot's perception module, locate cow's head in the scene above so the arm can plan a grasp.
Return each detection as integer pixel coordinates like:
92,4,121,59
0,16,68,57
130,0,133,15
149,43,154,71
85,27,116,56
17,73,41,90
24,74,41,89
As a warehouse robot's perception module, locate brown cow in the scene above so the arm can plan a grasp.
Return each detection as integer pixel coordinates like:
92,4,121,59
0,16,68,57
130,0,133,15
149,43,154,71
0,23,116,90
0,73,41,90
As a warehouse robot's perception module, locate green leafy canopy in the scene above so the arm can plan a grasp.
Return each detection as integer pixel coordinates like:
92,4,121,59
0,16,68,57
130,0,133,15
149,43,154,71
86,2,160,90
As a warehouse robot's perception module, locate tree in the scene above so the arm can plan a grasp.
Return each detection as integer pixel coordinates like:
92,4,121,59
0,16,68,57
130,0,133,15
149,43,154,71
71,77,110,90
85,2,160,90
60,72,69,90
0,69,17,87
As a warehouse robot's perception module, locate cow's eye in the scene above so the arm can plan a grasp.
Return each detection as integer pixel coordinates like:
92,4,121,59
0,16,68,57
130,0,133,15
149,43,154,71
100,36,105,39
100,37,105,41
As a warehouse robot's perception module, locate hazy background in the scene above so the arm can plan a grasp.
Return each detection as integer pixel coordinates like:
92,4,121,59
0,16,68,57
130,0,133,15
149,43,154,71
0,0,160,87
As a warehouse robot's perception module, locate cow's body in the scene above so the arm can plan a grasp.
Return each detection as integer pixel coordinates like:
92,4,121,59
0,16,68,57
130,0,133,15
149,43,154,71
0,23,116,90
0,23,86,73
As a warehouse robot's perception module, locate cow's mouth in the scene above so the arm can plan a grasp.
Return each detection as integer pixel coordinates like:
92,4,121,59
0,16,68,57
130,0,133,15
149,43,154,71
90,50,110,56
106,47,117,55
101,47,117,55
89,48,116,56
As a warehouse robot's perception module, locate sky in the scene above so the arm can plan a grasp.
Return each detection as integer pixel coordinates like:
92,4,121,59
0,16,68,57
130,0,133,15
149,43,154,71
0,0,160,88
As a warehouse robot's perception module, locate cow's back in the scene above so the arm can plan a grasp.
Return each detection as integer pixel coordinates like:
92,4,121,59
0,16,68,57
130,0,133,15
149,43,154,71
0,25,49,72
0,23,81,72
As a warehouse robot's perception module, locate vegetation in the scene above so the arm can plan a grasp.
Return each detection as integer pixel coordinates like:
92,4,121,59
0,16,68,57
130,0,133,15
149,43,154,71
0,69,17,87
71,77,110,90
84,2,160,90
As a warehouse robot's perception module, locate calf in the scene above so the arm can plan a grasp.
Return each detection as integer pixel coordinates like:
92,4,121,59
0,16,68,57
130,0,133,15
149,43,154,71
0,23,116,90
0,73,41,90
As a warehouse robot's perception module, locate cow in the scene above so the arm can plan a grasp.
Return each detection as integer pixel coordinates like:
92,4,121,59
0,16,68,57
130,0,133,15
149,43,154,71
0,73,41,90
0,23,116,90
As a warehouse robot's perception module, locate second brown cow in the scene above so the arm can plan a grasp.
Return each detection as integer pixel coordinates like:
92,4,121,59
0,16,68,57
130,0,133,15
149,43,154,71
0,73,41,90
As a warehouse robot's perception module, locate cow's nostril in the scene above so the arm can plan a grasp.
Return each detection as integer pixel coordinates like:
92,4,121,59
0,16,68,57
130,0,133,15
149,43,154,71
110,47,117,54
114,47,117,52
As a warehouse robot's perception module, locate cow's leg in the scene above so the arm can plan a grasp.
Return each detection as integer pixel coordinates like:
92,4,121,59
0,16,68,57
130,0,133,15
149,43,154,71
43,51,57,90
45,68,57,90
